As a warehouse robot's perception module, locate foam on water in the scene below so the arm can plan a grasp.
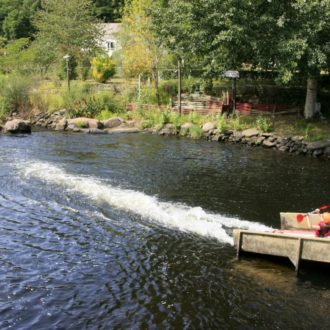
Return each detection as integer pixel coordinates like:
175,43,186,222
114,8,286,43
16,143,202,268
21,161,271,245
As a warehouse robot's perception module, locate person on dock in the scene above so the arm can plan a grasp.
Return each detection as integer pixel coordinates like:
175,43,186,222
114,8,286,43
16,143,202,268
315,212,330,238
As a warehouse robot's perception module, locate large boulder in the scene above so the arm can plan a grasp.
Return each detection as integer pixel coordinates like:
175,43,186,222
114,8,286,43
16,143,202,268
102,117,124,129
202,122,216,133
241,128,259,138
4,119,31,134
54,118,68,131
306,140,330,151
181,122,194,130
67,117,103,130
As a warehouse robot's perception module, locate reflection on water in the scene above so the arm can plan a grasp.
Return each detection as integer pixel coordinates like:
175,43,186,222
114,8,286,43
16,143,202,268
0,132,330,329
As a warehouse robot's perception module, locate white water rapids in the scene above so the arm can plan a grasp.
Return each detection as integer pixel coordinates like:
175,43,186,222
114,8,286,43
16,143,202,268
21,161,271,245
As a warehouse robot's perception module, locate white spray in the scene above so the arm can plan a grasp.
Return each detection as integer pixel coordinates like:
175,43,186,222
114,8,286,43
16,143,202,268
21,162,271,245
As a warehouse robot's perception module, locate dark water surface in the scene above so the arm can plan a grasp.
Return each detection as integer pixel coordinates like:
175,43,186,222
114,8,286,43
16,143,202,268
1,132,330,329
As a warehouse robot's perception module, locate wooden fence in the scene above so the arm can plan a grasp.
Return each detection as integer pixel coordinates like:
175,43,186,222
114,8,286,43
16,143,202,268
127,99,301,116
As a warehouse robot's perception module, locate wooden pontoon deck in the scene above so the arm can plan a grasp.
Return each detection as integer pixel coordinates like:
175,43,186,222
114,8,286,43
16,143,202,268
233,229,330,275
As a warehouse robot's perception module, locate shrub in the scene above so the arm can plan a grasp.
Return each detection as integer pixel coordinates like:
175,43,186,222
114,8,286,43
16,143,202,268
255,116,272,133
0,74,32,114
216,115,228,132
0,95,9,119
91,56,116,83
189,125,203,139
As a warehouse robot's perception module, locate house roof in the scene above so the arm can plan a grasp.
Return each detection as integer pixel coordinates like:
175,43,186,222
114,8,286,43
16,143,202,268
97,23,122,37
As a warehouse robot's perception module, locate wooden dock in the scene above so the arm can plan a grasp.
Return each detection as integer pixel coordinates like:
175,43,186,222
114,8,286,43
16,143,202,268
233,229,330,275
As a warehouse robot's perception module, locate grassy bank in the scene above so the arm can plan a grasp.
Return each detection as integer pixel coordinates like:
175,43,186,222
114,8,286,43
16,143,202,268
0,74,329,142
126,108,330,142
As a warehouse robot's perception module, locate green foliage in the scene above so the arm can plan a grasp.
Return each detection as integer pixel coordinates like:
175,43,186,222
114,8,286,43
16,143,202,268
0,38,30,73
0,0,40,40
187,111,204,126
216,115,228,133
91,56,116,83
0,95,10,119
189,125,203,139
58,56,78,81
255,116,272,133
0,74,32,114
152,0,330,117
92,0,124,22
33,0,100,71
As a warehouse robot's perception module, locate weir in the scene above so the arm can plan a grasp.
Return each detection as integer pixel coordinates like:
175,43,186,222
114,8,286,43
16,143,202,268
21,161,271,245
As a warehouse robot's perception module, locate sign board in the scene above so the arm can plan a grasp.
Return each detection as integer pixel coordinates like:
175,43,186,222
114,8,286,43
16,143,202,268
224,70,239,78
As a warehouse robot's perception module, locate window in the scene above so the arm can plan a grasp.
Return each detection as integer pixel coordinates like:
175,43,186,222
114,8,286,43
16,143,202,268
106,41,115,51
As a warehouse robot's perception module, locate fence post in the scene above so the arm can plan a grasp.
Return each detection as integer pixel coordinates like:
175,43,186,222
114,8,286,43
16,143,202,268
178,59,182,115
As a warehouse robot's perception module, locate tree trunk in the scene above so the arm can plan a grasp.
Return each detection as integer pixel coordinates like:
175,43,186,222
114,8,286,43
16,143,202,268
304,77,317,119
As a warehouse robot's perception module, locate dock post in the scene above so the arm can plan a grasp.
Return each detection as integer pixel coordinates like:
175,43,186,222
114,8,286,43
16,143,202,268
236,231,243,260
295,238,303,276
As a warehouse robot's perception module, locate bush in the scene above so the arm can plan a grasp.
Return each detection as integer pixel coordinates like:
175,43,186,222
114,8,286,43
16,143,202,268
255,116,272,133
189,125,203,139
216,115,228,132
91,56,116,83
0,74,32,114
0,95,9,119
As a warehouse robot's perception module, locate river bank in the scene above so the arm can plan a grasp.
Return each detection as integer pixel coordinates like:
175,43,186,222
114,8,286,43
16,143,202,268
1,110,330,159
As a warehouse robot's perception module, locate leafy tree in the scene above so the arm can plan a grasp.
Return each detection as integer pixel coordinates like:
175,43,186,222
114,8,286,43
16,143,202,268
152,0,330,118
0,38,31,73
32,0,102,80
34,0,101,62
92,0,124,22
119,0,169,105
0,0,41,40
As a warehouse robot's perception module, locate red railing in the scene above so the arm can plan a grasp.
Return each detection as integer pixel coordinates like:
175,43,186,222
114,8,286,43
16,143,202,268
127,101,300,116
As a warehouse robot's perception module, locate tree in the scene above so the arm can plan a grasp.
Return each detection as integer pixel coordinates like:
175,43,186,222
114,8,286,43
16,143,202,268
0,0,41,40
34,0,101,63
152,0,330,118
92,0,124,22
119,0,169,105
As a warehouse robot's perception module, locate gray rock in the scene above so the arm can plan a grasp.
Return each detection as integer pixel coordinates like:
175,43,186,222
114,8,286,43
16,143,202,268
4,119,31,134
307,140,330,151
313,149,324,157
181,122,194,129
102,117,124,129
125,120,137,128
263,140,276,148
85,128,108,134
68,117,103,129
211,134,221,142
278,146,289,152
292,136,304,142
324,147,330,157
241,128,259,138
202,122,216,132
255,137,266,145
55,118,68,131
267,136,277,143
107,127,140,134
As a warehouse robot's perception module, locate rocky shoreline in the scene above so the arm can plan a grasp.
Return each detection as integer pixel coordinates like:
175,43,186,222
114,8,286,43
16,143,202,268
1,110,330,160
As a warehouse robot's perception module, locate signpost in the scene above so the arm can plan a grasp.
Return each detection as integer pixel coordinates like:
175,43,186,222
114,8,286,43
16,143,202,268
224,70,239,113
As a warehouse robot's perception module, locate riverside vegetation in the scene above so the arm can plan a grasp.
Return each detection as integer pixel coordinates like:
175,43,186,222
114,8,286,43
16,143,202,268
0,0,329,159
1,76,330,159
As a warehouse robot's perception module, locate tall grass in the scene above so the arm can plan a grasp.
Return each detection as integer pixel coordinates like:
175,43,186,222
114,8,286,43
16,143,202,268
29,82,126,118
0,74,33,118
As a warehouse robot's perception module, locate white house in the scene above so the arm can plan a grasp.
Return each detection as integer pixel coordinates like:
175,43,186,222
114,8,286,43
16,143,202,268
97,23,122,57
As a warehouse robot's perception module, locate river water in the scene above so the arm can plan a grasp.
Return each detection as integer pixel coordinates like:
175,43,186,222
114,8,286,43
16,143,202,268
1,131,330,329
